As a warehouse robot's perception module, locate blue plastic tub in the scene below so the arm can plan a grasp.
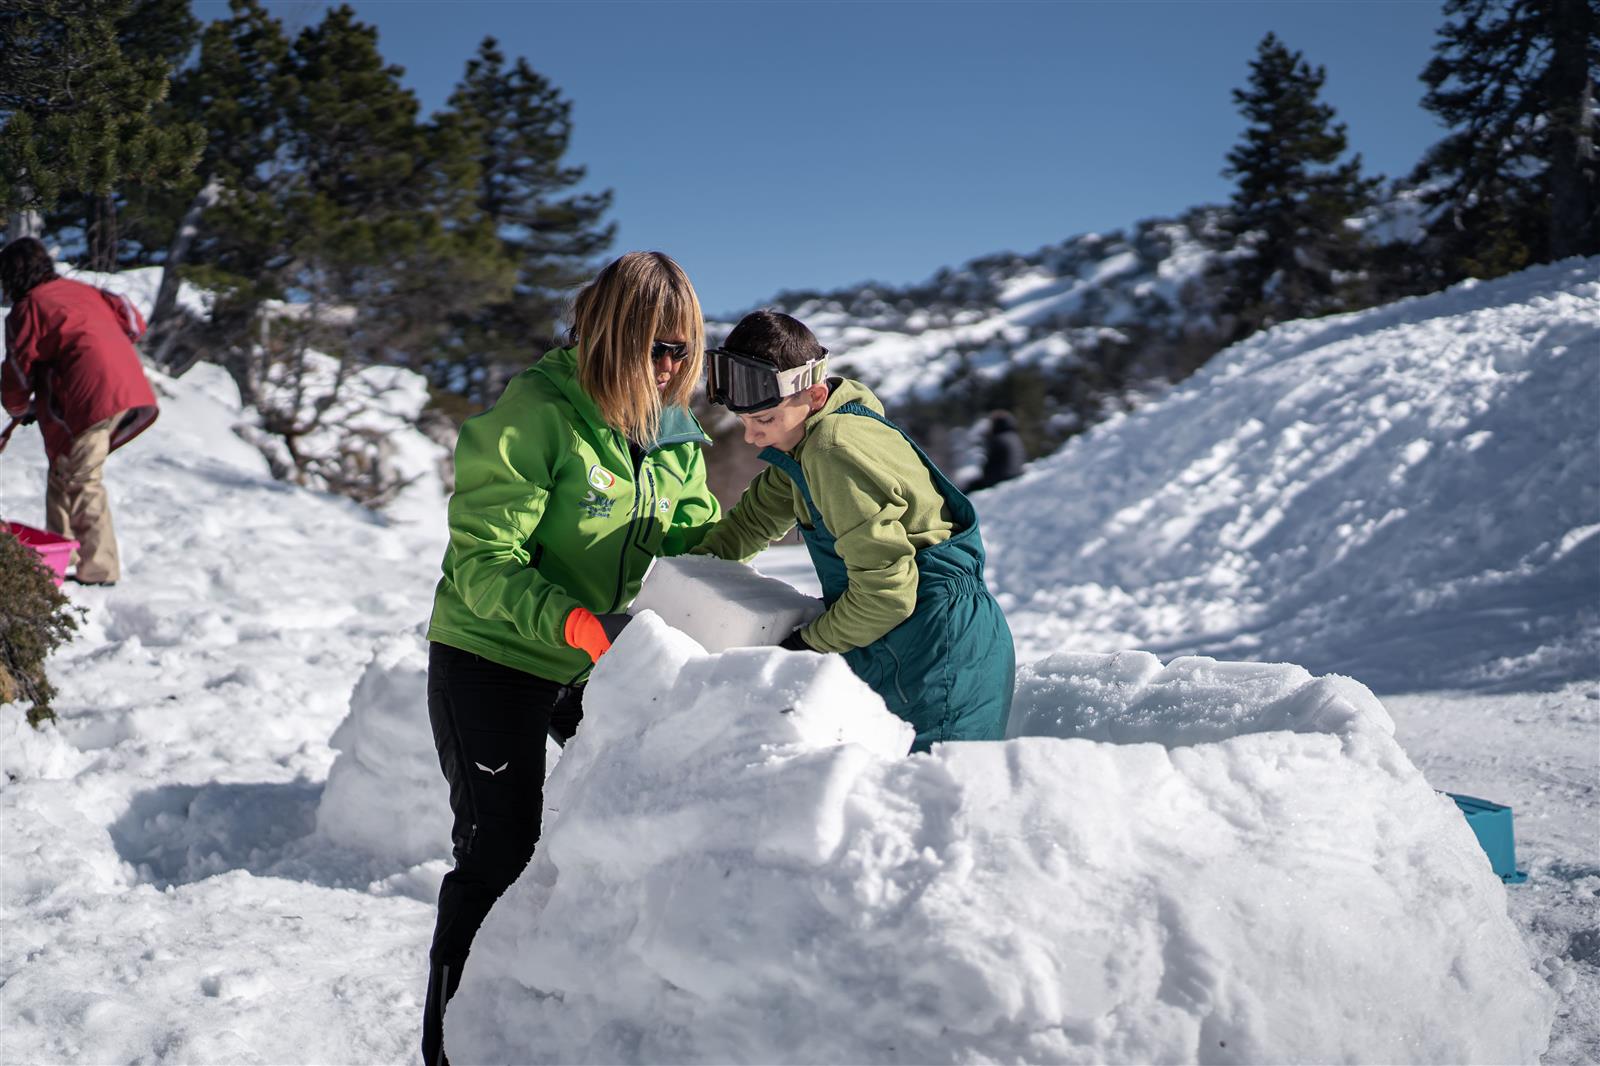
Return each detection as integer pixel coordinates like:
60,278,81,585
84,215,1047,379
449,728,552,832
1448,793,1528,884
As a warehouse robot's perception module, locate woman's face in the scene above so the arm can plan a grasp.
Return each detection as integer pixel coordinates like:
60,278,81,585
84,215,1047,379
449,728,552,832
652,334,688,393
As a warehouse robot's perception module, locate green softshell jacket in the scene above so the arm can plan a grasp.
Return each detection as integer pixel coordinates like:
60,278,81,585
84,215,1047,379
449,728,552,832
695,378,955,653
427,346,720,683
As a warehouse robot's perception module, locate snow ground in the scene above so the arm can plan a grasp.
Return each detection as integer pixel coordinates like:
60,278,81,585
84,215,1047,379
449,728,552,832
2,261,1596,1064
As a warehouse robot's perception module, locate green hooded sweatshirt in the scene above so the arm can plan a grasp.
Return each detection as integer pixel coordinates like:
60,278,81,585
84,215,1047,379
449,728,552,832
427,346,720,683
695,378,955,653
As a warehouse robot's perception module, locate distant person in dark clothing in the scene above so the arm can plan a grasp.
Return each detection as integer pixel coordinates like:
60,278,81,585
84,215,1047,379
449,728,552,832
1,237,158,586
969,410,1026,491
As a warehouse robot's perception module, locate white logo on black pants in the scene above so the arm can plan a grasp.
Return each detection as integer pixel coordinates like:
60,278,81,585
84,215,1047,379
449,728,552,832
474,761,509,776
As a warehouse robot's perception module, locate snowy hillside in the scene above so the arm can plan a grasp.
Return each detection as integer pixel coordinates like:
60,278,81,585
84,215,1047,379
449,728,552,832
1,260,1595,1063
736,193,1430,421
983,257,1600,693
764,214,1220,409
702,208,1236,476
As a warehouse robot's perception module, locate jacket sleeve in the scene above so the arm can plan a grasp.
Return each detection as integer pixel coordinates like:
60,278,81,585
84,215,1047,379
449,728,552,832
661,444,723,556
445,412,583,647
693,464,798,562
797,440,918,653
2,302,40,416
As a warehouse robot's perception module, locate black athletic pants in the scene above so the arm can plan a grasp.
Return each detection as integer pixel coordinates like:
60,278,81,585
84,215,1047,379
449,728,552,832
421,641,584,1066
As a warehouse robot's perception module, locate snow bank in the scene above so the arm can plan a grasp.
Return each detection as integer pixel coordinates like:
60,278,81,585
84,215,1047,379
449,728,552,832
315,629,454,867
447,617,1553,1064
983,258,1600,692
631,555,823,651
313,627,566,872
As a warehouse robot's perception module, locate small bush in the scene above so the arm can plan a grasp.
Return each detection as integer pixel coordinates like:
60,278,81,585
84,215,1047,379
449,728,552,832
0,530,84,727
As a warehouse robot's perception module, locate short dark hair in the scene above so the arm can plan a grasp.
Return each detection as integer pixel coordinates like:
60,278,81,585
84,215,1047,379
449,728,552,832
0,238,58,304
721,309,826,371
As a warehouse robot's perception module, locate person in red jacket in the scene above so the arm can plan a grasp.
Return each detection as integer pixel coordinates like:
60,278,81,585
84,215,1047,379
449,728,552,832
1,237,159,586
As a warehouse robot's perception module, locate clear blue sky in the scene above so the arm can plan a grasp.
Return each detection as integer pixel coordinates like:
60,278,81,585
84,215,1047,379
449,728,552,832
220,1,1448,318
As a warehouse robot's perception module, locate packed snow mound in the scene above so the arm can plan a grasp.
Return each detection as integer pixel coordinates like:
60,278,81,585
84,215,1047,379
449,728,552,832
983,258,1600,692
315,629,454,867
447,615,1553,1065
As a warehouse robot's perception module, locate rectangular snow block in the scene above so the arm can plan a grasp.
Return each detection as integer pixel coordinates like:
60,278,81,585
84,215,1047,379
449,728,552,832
5,521,77,588
1449,793,1528,884
630,555,824,652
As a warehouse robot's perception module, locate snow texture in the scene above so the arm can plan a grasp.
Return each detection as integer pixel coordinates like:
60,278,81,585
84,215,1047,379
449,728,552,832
449,619,1553,1064
983,258,1600,693
631,554,824,651
315,629,454,867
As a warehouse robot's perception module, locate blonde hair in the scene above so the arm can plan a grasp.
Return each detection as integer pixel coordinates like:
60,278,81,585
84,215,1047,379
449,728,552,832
568,251,705,445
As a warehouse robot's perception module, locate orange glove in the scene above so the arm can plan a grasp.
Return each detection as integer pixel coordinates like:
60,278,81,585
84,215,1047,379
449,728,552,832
565,608,633,663
565,607,611,664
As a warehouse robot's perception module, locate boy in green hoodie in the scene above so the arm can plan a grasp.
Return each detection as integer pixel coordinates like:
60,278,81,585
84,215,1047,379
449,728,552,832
695,310,1013,752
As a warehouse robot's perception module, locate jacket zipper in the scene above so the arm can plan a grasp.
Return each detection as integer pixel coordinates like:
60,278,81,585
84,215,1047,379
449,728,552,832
608,445,647,612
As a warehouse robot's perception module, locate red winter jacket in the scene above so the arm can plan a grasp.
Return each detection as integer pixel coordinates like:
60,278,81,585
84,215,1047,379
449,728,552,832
2,277,159,459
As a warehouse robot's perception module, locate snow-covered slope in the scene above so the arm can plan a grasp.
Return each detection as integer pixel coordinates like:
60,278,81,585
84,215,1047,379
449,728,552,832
982,257,1600,693
0,359,451,1062
703,210,1235,476
762,215,1220,409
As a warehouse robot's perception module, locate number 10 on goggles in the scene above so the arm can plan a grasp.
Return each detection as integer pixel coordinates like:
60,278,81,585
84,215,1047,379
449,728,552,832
705,347,829,413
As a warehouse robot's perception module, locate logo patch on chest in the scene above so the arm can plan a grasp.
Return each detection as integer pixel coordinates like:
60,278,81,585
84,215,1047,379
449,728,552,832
588,464,616,490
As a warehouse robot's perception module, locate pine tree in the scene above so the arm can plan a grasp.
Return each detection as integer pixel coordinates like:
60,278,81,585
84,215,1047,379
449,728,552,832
0,0,202,247
86,0,204,268
280,7,507,353
1220,33,1378,335
134,0,298,378
230,5,511,492
1415,0,1600,282
45,0,204,269
436,37,615,405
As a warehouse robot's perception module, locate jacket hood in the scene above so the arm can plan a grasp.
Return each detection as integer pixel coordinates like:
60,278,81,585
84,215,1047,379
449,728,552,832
805,377,883,433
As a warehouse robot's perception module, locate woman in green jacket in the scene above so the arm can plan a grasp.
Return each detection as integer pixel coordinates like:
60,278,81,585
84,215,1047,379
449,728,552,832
697,310,1014,754
421,251,720,1066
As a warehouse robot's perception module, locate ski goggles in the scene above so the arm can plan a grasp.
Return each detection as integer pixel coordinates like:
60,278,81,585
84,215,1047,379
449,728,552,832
705,346,829,413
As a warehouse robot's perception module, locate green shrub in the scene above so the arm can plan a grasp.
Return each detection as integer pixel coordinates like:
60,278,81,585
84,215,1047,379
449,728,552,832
0,530,84,727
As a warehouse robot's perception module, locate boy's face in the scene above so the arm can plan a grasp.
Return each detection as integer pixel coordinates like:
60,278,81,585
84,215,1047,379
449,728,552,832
737,387,825,452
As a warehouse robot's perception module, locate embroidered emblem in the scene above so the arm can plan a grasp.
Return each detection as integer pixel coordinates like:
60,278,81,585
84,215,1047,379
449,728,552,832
580,488,614,519
475,761,509,776
588,465,616,490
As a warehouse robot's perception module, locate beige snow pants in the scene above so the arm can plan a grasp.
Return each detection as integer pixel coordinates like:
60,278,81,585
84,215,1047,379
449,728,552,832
46,413,122,584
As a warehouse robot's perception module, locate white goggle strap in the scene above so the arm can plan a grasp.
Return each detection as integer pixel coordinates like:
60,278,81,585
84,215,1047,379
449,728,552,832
773,357,828,399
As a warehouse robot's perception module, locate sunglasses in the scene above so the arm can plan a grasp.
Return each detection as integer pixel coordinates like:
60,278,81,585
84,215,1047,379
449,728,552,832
651,340,691,363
